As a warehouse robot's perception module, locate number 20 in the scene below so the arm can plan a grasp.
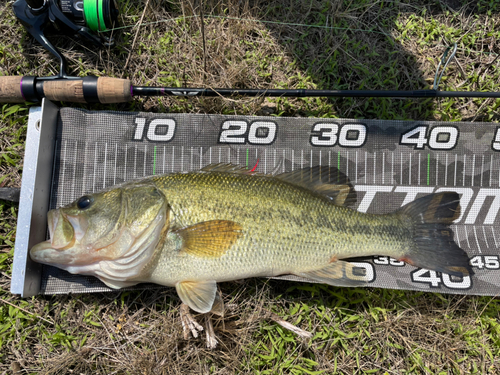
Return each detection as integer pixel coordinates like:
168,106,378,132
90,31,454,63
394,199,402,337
219,121,277,145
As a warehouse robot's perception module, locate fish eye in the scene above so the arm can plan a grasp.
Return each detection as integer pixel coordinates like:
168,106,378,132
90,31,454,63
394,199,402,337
77,196,93,210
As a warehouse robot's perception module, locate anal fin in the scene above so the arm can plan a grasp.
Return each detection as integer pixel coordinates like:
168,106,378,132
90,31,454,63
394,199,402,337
293,260,368,287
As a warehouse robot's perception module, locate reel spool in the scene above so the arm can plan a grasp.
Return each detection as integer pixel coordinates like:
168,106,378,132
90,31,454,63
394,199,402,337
13,0,119,78
59,0,118,33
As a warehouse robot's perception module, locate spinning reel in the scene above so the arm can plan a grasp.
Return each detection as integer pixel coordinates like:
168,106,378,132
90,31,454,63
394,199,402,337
3,0,499,104
13,0,119,78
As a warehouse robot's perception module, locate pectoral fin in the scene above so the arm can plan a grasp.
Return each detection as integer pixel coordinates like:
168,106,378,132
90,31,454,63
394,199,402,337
176,280,217,314
293,260,368,287
176,220,243,258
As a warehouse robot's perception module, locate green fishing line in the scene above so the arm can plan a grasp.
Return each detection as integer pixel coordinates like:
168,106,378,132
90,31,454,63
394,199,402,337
84,0,107,32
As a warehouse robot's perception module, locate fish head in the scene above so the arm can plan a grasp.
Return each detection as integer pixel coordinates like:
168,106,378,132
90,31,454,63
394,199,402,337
30,182,168,278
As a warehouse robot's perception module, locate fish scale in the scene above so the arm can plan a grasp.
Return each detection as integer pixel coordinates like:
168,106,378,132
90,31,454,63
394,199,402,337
147,170,409,285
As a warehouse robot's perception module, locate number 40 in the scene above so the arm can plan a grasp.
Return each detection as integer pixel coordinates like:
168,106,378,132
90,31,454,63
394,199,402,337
400,125,459,150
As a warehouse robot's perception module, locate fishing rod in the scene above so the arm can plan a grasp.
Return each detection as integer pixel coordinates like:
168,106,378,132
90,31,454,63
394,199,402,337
3,77,500,104
3,0,500,104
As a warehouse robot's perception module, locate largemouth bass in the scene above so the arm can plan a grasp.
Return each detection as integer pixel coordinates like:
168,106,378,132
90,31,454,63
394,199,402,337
31,165,472,314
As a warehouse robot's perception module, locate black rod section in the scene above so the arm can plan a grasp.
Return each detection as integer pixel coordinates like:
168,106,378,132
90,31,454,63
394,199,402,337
132,86,500,99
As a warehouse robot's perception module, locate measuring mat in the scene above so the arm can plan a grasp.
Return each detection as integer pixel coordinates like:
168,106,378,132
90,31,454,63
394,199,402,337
11,102,500,296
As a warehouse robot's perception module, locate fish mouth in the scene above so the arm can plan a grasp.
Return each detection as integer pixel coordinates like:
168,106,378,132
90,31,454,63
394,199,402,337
30,240,58,263
30,209,89,265
46,209,88,250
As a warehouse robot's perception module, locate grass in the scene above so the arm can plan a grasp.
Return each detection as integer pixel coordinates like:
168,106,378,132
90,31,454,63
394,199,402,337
1,0,500,373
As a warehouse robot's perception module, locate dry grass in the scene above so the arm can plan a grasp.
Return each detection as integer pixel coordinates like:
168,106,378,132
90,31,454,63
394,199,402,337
1,0,500,373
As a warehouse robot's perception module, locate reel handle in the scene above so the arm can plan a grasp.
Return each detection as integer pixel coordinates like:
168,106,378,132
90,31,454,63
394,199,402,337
0,76,133,104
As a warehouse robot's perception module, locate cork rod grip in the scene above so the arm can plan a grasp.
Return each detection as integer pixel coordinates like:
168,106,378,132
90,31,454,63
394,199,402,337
43,77,133,103
96,77,133,103
0,76,24,103
0,76,132,103
43,80,86,102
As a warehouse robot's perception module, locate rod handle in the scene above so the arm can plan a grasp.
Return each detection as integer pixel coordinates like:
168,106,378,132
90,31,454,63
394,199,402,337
0,76,133,103
0,76,25,103
43,77,133,103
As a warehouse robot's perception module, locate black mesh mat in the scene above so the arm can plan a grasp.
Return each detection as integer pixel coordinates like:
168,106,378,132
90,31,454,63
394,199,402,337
40,108,500,295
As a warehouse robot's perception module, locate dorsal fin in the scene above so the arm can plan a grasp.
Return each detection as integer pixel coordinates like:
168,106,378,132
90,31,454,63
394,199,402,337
200,163,356,207
200,163,262,175
275,166,357,207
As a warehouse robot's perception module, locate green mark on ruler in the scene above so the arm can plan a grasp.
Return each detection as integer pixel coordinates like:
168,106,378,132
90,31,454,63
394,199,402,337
337,151,340,170
427,154,430,185
246,149,249,169
153,146,157,175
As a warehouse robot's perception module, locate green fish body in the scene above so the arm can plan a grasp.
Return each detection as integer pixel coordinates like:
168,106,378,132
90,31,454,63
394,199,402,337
31,165,472,313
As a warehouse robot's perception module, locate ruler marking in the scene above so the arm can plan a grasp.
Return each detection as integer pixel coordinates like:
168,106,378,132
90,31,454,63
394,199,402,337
391,152,394,184
345,151,347,177
292,149,294,171
491,227,499,248
103,143,108,187
481,155,484,187
463,154,466,187
454,154,457,186
418,153,420,186
409,153,411,186
93,142,98,192
454,224,460,246
382,152,385,184
134,144,137,179
163,146,166,174
490,155,493,187
72,141,78,198
113,143,118,185
426,154,430,186
473,226,482,253
482,226,490,248
171,146,175,173
374,152,376,184
365,151,367,184
310,149,313,169
464,225,471,249
320,150,322,168
143,144,147,177
200,147,203,169
355,151,358,183
471,154,475,187
445,154,448,186
435,154,438,186
124,146,127,181
400,153,403,185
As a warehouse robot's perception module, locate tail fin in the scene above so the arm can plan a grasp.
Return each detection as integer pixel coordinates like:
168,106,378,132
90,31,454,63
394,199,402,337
396,192,473,277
